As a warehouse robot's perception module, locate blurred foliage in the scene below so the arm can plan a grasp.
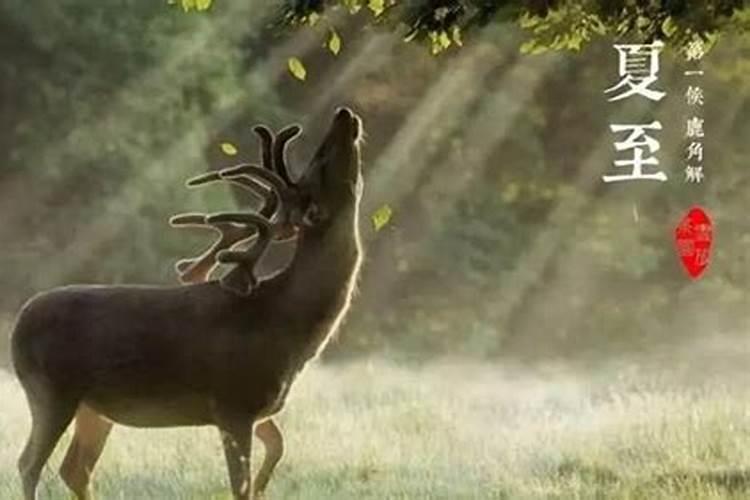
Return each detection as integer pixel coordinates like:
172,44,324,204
175,0,213,11
273,0,749,55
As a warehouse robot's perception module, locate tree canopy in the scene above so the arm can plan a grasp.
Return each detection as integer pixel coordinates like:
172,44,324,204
179,0,750,55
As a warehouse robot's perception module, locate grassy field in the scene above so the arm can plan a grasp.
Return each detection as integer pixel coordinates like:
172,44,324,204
2,358,750,499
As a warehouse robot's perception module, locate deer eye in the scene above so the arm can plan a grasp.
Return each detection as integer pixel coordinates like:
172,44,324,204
302,203,330,227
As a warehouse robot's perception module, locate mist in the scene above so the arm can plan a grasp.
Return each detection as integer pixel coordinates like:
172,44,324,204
1,1,750,498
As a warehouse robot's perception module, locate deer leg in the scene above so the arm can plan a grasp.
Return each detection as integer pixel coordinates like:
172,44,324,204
217,413,255,500
253,418,284,498
18,384,78,500
59,404,113,500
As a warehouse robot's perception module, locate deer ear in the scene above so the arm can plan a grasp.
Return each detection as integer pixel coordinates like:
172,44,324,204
220,268,254,297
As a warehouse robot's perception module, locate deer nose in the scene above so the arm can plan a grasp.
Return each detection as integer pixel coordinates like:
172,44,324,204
335,107,354,121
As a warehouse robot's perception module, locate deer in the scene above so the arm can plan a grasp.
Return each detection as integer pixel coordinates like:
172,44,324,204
10,107,365,500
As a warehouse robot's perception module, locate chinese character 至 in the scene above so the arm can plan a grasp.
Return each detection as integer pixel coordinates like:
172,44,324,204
603,121,667,182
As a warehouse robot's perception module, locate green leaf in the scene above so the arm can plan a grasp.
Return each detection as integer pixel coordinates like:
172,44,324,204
179,0,212,11
343,0,362,14
306,12,320,26
520,39,549,55
287,57,307,81
328,30,342,55
451,26,463,47
368,0,385,17
372,204,393,231
220,142,238,156
661,16,678,37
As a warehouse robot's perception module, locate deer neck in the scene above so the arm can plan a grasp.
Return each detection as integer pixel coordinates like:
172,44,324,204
279,190,363,356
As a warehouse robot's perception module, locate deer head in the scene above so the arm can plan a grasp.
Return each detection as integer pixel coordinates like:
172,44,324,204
171,108,363,296
296,107,363,228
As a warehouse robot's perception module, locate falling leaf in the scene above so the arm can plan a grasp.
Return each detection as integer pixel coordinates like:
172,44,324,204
220,142,238,156
372,204,393,231
328,30,342,55
287,57,307,81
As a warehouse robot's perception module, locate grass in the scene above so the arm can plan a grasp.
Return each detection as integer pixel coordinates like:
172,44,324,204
2,358,750,499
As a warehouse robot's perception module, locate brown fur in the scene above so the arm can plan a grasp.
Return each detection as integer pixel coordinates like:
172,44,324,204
10,108,364,500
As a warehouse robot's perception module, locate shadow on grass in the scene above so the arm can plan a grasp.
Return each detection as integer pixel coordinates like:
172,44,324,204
270,462,515,499
653,468,750,492
555,458,621,485
555,458,750,493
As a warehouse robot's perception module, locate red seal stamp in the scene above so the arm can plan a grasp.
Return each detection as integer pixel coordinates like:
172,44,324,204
674,206,712,279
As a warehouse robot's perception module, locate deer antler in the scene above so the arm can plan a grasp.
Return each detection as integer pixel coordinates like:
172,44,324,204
253,124,274,171
171,123,305,295
272,124,301,185
185,164,282,220
169,213,256,285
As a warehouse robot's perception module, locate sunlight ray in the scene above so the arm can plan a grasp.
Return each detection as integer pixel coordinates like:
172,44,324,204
363,27,519,216
409,52,564,239
353,39,564,327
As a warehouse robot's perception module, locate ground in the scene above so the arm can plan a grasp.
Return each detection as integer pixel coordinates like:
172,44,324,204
2,358,750,499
